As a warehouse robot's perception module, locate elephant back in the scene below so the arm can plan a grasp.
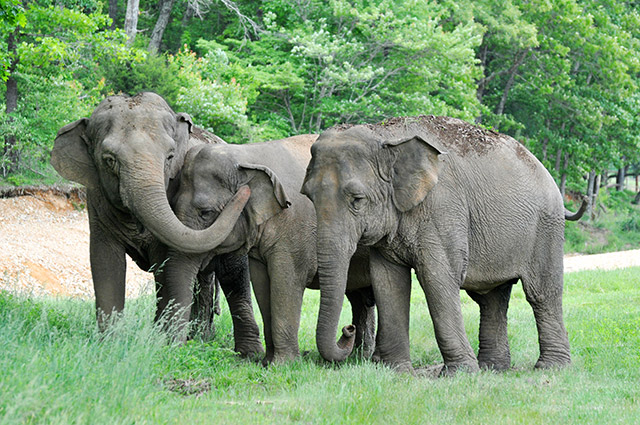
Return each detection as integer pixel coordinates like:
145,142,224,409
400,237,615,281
190,126,227,145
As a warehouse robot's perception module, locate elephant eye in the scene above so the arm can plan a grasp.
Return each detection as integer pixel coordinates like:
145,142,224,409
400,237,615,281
351,195,366,211
167,152,175,162
103,155,118,172
199,209,215,221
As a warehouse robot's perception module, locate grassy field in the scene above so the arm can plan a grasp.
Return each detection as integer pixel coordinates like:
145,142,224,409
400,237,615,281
1,267,639,424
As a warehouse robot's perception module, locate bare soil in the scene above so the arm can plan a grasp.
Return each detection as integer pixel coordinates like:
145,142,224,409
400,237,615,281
1,189,153,299
1,189,638,299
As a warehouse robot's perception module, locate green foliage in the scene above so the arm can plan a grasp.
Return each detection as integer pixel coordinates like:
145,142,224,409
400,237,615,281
2,267,640,424
1,0,639,197
168,45,252,143
0,0,146,176
564,189,640,254
100,53,181,104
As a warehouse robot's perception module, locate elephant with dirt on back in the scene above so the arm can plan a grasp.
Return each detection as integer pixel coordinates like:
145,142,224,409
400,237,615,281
301,115,587,375
51,92,262,355
139,136,376,365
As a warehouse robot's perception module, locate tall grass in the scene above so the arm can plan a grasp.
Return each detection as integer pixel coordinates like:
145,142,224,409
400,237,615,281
1,268,639,424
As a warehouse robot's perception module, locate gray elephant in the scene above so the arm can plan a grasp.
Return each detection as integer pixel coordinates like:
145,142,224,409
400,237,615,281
50,92,263,355
301,115,587,375
141,136,376,364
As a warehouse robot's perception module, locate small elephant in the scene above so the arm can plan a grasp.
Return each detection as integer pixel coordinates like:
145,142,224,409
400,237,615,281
51,92,263,355
301,115,587,375
147,136,376,364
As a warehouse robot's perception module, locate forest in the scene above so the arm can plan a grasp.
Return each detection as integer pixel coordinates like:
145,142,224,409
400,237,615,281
1,0,640,207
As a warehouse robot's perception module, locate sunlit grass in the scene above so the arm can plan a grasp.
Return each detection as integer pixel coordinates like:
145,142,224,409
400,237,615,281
1,267,639,424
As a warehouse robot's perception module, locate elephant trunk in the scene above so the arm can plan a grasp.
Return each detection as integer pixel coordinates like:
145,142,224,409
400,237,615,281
122,168,249,255
315,228,357,363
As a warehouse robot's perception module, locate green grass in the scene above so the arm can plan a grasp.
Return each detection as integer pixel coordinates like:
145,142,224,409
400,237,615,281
1,267,640,424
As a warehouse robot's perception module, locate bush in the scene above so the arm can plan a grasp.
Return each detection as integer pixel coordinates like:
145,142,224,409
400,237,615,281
100,53,181,105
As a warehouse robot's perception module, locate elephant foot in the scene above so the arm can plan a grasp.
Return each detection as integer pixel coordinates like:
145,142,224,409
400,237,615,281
261,350,300,367
415,364,443,379
478,351,511,372
439,360,480,377
370,349,381,364
479,359,511,372
384,360,415,375
235,340,265,360
534,353,571,370
188,320,216,342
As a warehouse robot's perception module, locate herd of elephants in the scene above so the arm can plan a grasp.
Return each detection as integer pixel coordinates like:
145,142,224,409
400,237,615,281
50,92,588,376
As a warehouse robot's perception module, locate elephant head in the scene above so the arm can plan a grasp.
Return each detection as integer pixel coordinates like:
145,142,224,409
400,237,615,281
51,92,250,253
301,125,446,362
169,144,291,254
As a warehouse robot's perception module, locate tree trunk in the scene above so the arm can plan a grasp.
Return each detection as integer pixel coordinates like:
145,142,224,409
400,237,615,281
559,152,570,197
181,2,196,25
600,172,608,188
495,49,529,116
124,0,140,46
555,148,563,173
149,0,176,53
586,170,595,220
616,164,628,191
3,30,20,177
108,0,118,29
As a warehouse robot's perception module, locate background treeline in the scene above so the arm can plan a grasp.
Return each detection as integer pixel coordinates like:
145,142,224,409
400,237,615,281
2,0,640,205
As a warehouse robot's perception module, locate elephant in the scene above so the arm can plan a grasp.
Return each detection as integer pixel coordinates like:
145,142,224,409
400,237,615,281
50,92,263,356
140,136,376,365
300,115,588,375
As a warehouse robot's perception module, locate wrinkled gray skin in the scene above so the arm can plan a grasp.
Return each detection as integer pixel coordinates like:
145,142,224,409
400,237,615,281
154,136,376,364
302,116,586,375
50,92,263,355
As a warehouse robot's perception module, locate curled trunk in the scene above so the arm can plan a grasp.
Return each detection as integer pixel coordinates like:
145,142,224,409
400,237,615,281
124,171,250,254
315,231,357,363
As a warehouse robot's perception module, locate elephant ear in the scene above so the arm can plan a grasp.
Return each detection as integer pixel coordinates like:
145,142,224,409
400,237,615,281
176,112,193,134
50,118,100,188
168,112,194,178
238,163,291,226
381,135,447,212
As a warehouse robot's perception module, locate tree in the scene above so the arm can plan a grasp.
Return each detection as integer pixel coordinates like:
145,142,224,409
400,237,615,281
219,0,484,137
0,1,143,176
124,0,140,45
0,0,26,175
149,0,175,52
472,0,640,202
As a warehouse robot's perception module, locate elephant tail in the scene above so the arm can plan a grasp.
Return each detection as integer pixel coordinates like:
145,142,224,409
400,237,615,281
565,197,589,221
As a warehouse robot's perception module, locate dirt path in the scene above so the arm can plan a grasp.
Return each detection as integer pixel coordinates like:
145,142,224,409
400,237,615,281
0,190,153,299
1,191,639,299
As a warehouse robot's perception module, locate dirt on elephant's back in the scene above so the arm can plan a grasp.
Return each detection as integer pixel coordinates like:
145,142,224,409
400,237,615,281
0,187,153,299
1,187,639,299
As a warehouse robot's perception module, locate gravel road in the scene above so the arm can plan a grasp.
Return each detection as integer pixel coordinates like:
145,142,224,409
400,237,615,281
1,191,638,299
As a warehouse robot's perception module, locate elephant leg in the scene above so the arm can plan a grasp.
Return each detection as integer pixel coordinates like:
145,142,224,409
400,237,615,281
416,260,479,375
345,287,376,359
215,254,264,358
466,280,515,371
248,259,272,364
153,251,200,342
267,255,306,364
189,269,218,341
369,249,413,373
88,217,126,331
521,266,571,369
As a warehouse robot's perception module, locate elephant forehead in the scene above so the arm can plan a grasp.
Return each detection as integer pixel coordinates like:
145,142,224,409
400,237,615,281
92,97,174,131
